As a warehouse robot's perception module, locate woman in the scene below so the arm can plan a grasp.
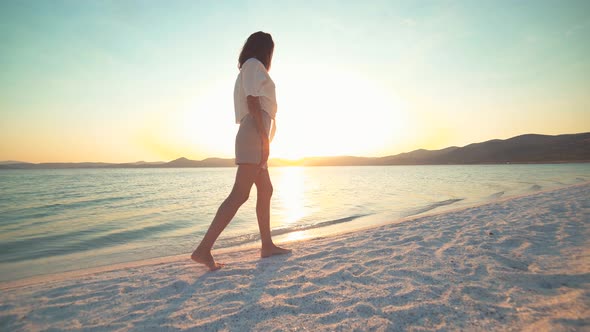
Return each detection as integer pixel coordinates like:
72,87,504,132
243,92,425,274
191,31,291,271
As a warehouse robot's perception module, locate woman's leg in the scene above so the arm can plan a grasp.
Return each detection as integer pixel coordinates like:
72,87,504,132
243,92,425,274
192,164,260,270
254,169,292,258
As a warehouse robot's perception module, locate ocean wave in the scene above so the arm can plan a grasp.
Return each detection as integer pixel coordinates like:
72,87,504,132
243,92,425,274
403,198,464,217
0,220,184,264
0,196,132,223
216,214,370,248
488,191,505,199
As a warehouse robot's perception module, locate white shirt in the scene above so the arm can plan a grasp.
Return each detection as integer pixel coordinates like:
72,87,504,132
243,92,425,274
234,58,277,124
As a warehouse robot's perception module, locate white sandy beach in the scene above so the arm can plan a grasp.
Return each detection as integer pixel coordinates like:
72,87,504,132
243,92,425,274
1,183,589,331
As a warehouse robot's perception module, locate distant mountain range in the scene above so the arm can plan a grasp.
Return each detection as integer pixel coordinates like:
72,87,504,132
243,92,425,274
2,132,589,169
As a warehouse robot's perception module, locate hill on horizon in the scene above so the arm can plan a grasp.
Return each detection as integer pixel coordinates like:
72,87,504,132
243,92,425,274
1,132,589,169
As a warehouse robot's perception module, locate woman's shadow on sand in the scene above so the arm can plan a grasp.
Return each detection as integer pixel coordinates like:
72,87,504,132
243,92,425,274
151,252,292,329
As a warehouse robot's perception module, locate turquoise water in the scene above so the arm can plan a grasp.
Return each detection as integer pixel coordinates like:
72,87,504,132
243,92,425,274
1,164,589,281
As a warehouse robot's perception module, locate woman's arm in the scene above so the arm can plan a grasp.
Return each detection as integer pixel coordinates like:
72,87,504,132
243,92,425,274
246,95,267,137
246,95,270,164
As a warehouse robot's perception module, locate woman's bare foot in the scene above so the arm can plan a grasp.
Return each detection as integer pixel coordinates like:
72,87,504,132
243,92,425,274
191,248,224,271
261,244,292,258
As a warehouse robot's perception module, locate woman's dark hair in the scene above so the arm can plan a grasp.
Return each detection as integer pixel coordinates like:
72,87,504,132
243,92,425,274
238,31,274,70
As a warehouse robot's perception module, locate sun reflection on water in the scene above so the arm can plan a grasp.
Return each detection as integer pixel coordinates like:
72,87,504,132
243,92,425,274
275,167,307,224
282,230,309,243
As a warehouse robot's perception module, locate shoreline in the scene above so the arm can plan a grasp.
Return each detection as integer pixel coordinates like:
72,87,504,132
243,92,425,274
2,181,589,292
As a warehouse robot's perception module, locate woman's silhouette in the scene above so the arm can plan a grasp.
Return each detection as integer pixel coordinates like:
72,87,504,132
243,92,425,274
192,31,291,270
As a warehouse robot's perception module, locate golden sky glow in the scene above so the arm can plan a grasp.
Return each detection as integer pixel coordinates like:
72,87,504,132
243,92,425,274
1,1,589,163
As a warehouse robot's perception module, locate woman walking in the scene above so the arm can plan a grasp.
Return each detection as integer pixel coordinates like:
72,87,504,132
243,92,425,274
192,31,291,271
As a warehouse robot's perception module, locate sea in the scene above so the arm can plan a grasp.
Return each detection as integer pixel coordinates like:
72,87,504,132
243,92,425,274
1,164,589,282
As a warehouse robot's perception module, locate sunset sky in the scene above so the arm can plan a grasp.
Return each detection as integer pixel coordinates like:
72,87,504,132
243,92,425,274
1,0,589,163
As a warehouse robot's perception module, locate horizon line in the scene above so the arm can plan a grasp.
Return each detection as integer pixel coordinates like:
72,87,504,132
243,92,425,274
2,131,589,165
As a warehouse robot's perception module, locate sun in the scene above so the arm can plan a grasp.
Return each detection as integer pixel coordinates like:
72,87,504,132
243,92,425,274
270,66,411,160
